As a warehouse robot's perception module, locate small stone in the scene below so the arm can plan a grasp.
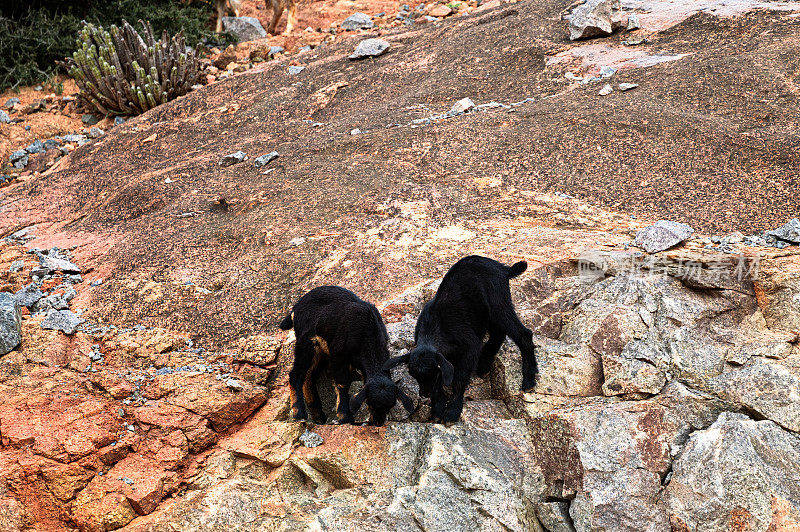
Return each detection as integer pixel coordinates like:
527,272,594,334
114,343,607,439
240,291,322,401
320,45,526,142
25,140,44,154
288,65,305,75
269,46,285,58
634,220,695,253
10,150,27,163
90,279,103,287
600,65,617,78
40,310,85,334
253,152,279,167
63,134,87,143
341,12,374,30
120,477,135,485
14,284,43,308
81,114,99,125
449,97,475,114
289,237,306,247
0,110,10,124
569,0,625,40
43,139,59,150
0,293,22,355
429,4,452,17
766,218,800,244
225,378,244,391
89,127,105,138
222,16,268,41
350,128,362,135
349,38,390,60
599,84,613,96
38,252,81,274
2,97,19,109
219,151,248,166
127,424,135,432
114,117,126,125
619,82,639,91
9,260,23,273
299,429,324,448
627,13,640,30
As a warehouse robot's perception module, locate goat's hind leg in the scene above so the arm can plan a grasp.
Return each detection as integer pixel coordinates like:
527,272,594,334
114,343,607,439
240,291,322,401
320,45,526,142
304,363,327,424
477,327,505,378
498,309,538,392
288,337,315,421
331,367,354,424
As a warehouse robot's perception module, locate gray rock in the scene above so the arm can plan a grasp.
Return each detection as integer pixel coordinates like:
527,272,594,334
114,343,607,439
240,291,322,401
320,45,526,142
287,65,305,75
2,97,20,109
599,65,617,78
9,150,27,163
626,13,640,30
449,97,475,115
14,283,43,308
634,220,694,253
0,293,22,355
9,260,23,273
225,378,244,391
0,110,10,124
253,151,279,167
43,139,59,150
25,140,44,154
40,310,84,334
81,114,99,125
349,38,390,59
766,218,800,244
598,84,613,96
299,429,324,448
710,362,800,433
664,412,800,531
36,293,69,312
63,134,87,143
219,151,248,166
114,117,126,126
221,16,268,41
341,12,374,30
269,46,284,58
88,127,104,138
568,0,625,40
619,82,639,91
37,252,81,274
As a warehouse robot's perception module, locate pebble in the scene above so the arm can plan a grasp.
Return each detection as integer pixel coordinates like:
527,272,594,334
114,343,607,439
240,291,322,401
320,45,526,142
269,46,285,57
289,237,306,247
127,424,135,432
350,128,362,135
81,114,99,125
288,65,305,75
40,310,85,334
600,66,617,78
299,429,324,448
26,140,44,154
253,151,279,167
14,284,43,308
349,38,390,60
63,134,87,143
114,117,126,125
2,97,19,109
89,127,105,138
219,151,248,166
225,378,244,391
0,110,9,124
449,97,475,115
120,477,135,485
341,12,374,30
627,13,640,30
9,260,23,273
619,83,639,91
599,84,613,96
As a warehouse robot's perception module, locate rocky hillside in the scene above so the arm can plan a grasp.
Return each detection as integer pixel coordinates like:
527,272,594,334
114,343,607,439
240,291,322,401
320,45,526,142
1,0,800,530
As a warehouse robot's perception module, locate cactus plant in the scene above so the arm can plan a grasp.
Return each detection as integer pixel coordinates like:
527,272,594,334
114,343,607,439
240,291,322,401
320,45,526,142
64,20,199,116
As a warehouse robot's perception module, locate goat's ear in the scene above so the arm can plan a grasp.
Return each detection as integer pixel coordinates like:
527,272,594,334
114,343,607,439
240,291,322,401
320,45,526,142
395,386,415,414
383,353,409,371
349,387,368,415
436,354,454,387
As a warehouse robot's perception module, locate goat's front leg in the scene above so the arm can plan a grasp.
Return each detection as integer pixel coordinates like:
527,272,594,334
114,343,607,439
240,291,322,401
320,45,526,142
331,369,354,424
283,1,297,35
440,372,470,424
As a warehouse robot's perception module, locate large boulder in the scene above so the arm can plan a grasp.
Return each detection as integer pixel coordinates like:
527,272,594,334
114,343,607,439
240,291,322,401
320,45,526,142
665,412,800,531
568,0,626,40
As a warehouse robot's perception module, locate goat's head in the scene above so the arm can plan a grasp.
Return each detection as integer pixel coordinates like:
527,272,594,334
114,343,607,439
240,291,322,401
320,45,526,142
349,374,415,426
384,346,454,398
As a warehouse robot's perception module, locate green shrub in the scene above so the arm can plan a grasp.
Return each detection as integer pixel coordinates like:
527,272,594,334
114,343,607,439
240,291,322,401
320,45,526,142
0,1,221,92
65,20,200,116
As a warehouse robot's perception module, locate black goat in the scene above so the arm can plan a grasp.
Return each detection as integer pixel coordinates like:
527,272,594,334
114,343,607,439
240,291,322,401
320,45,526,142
385,256,537,423
279,286,414,426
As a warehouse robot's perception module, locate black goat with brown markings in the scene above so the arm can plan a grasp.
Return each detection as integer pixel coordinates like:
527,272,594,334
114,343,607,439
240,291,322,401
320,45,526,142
385,256,538,423
279,286,414,426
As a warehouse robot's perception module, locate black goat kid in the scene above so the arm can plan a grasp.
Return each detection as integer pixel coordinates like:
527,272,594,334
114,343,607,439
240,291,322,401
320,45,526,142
385,256,537,423
279,286,414,426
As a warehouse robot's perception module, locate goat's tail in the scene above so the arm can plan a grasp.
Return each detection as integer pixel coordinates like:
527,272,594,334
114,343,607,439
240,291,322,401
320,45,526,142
508,260,528,279
279,311,294,330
